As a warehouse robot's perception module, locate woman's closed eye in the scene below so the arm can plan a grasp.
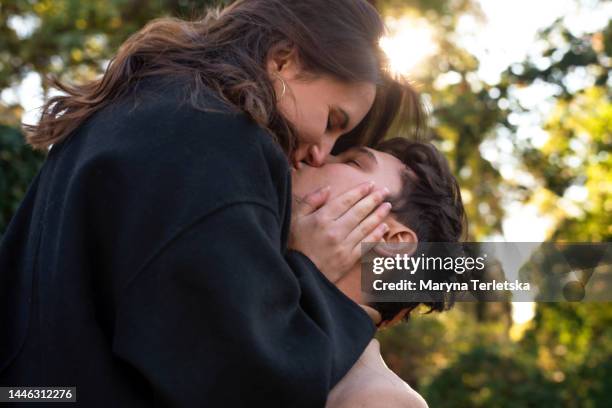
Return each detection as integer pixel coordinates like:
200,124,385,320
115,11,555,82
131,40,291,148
327,114,340,131
326,108,350,132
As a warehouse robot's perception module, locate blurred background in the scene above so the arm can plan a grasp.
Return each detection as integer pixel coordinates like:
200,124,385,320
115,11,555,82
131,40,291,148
0,0,610,406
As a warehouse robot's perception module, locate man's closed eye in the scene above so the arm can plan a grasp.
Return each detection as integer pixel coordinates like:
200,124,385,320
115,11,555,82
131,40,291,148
346,158,362,168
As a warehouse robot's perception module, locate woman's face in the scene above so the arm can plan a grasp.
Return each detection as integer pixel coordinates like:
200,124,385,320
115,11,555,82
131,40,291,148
268,52,376,168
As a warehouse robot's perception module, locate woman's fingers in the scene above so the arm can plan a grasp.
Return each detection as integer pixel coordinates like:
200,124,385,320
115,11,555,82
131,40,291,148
289,181,391,282
335,188,389,238
292,185,331,217
345,201,392,245
350,220,389,263
321,181,375,220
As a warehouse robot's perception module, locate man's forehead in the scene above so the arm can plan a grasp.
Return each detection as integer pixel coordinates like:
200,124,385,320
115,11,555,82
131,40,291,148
366,147,404,168
345,146,408,174
349,146,378,163
365,147,407,194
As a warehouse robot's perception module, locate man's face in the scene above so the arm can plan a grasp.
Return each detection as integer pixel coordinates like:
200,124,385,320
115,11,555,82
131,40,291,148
291,146,406,201
292,146,415,327
292,146,413,327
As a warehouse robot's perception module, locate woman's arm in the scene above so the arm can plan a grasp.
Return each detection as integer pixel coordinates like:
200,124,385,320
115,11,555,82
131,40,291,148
112,200,375,407
79,83,376,405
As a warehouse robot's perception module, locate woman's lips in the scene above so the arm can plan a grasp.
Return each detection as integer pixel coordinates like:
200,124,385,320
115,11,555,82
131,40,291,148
291,161,306,171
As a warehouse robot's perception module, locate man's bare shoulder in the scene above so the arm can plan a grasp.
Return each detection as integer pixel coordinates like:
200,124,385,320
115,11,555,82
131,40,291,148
326,339,428,408
333,378,428,408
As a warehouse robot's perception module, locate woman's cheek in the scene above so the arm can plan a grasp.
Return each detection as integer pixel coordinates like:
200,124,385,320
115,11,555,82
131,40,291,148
298,100,326,140
298,127,324,150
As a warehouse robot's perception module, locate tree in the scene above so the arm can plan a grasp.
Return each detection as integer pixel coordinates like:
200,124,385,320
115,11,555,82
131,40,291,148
377,0,508,239
0,124,44,240
423,345,563,407
502,18,611,241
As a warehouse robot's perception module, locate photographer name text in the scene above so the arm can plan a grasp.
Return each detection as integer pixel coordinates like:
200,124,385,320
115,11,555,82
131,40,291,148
372,279,531,292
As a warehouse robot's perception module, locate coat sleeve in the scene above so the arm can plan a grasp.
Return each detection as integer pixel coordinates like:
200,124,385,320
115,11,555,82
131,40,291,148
111,199,376,407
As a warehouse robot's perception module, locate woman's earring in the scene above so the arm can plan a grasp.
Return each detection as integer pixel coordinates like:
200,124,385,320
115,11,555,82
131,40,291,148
273,73,287,100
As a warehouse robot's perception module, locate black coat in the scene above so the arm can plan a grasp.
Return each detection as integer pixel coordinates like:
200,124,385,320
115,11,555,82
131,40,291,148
0,79,375,407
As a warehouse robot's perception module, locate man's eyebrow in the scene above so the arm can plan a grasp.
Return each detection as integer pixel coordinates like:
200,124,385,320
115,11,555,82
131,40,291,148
352,146,378,166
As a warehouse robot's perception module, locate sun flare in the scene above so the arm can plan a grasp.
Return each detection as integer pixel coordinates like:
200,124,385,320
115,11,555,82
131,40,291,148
380,16,437,77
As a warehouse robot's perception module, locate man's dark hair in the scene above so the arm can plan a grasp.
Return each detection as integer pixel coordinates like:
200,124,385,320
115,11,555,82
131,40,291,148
370,137,467,323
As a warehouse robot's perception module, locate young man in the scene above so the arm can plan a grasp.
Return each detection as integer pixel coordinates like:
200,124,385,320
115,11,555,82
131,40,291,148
291,138,466,407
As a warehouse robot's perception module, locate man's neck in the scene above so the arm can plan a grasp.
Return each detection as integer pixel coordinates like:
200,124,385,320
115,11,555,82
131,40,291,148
335,263,362,304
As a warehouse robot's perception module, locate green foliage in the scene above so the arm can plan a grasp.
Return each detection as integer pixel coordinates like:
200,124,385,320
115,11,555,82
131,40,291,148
542,87,611,241
376,304,511,388
376,4,611,407
423,346,564,407
381,301,612,407
518,303,612,407
0,124,44,240
0,0,226,89
379,0,507,239
573,358,612,408
502,18,612,241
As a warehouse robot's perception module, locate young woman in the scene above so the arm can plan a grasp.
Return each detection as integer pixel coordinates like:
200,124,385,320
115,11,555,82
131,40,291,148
0,0,422,406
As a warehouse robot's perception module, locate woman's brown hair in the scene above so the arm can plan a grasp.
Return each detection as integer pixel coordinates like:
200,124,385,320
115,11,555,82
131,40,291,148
25,0,424,155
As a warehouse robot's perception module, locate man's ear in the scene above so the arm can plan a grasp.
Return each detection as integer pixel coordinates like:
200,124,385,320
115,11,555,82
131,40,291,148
370,218,418,259
362,217,419,262
384,218,418,245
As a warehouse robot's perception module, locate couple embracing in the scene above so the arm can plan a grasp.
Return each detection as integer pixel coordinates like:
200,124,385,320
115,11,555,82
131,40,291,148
0,0,465,406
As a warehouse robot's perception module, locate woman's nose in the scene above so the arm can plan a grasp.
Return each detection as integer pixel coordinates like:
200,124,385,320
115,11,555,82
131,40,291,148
304,138,335,167
304,145,325,167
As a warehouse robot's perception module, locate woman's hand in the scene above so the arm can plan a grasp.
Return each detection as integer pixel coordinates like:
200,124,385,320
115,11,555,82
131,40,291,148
289,182,392,283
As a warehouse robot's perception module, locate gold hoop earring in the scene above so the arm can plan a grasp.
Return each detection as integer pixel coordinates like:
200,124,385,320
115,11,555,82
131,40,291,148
273,73,287,100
